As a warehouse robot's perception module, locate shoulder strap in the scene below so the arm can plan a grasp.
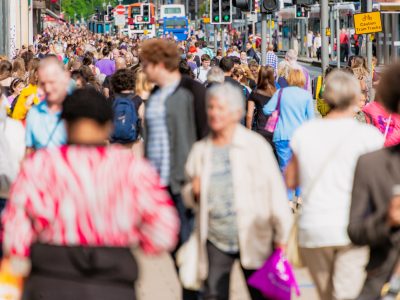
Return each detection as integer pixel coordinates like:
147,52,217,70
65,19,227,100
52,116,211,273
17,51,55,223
276,88,284,111
384,114,392,142
302,133,352,200
44,117,62,148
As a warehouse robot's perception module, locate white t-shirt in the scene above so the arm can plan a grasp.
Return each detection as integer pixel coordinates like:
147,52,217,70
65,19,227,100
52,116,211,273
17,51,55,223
197,67,210,83
307,33,314,47
290,118,384,248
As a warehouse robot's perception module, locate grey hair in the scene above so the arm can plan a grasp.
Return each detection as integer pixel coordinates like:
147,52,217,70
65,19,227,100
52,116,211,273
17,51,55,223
206,82,245,118
207,67,225,84
285,49,298,62
323,70,361,110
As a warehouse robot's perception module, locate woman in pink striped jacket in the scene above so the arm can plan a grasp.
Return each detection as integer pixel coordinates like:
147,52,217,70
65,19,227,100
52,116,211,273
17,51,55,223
2,88,179,300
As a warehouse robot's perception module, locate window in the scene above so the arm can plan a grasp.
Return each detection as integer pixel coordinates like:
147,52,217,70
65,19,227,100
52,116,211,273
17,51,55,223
164,19,187,29
131,6,141,17
164,7,182,14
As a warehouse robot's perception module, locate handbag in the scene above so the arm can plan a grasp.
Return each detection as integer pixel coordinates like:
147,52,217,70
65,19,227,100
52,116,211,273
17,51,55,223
286,213,304,268
176,232,202,291
265,88,284,133
247,249,300,300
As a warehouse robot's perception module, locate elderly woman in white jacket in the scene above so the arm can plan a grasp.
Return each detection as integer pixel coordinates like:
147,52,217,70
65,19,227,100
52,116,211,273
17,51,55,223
182,83,293,300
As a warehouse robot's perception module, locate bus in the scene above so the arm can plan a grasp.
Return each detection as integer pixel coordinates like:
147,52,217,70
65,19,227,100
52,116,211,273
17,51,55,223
160,4,186,19
127,3,156,38
162,17,189,41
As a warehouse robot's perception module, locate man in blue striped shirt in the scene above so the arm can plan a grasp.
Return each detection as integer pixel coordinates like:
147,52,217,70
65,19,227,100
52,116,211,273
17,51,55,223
141,39,198,300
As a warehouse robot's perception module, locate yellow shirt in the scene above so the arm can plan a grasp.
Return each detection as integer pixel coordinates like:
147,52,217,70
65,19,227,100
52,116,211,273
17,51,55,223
11,84,39,120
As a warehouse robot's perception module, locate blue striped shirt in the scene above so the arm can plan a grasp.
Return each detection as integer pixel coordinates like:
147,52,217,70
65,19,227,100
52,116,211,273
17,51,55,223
145,81,180,186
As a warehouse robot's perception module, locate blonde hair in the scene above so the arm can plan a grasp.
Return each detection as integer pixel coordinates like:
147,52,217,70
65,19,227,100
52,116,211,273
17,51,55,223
287,68,305,88
135,69,153,99
277,60,290,79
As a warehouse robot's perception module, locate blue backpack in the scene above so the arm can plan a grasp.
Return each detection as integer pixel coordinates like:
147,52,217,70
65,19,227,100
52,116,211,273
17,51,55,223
110,95,139,144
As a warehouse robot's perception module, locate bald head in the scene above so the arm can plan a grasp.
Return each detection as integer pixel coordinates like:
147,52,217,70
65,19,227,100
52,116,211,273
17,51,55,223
268,44,274,51
115,57,127,70
38,56,70,105
39,56,65,74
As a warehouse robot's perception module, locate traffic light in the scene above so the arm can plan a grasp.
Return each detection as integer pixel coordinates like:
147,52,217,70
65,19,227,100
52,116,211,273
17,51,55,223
95,7,100,21
233,0,251,11
221,0,232,24
107,5,113,21
210,0,220,24
142,3,150,23
295,5,303,17
261,0,279,13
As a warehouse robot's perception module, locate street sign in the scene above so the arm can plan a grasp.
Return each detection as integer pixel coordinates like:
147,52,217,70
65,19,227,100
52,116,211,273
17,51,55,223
203,17,211,23
233,19,246,24
353,11,383,35
326,27,331,36
115,14,126,26
115,5,125,15
246,12,258,23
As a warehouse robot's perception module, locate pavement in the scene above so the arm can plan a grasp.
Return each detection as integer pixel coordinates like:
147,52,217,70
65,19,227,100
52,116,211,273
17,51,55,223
133,249,318,300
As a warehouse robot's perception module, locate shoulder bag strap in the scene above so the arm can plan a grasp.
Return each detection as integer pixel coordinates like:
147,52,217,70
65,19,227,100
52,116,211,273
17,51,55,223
302,133,352,200
384,114,392,142
44,117,62,148
276,88,284,112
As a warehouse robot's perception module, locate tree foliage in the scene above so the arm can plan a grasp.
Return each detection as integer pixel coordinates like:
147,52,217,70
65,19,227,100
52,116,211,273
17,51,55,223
62,0,119,20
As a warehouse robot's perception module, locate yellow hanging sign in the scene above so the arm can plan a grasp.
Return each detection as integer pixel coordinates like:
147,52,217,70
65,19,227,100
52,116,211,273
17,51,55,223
353,11,383,35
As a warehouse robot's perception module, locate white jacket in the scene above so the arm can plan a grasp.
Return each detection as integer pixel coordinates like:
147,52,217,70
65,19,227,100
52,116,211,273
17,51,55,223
182,125,293,279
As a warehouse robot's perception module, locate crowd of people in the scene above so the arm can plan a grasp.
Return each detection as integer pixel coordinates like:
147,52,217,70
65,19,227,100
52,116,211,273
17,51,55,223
0,22,399,300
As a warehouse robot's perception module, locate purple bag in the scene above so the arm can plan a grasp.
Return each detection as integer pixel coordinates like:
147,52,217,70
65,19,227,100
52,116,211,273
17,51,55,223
264,88,284,133
247,249,300,300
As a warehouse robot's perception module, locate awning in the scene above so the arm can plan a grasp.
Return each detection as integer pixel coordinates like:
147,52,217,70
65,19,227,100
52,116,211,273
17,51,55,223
379,3,400,12
44,9,67,22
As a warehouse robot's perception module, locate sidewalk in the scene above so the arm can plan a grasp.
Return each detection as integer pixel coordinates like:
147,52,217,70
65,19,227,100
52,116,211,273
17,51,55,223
134,249,318,300
277,52,322,67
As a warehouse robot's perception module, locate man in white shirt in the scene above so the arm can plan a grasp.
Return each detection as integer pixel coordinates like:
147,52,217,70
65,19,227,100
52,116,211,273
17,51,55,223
196,54,211,83
307,30,314,58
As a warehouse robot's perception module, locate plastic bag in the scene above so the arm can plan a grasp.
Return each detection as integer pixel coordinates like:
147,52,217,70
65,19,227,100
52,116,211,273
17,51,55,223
247,249,300,300
0,259,23,300
176,233,202,291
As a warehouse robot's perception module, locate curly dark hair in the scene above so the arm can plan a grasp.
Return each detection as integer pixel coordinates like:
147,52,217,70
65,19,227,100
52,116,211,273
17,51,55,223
111,69,136,93
378,62,400,114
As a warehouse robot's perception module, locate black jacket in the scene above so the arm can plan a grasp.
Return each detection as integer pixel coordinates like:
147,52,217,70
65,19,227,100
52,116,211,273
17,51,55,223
349,146,400,300
179,75,209,140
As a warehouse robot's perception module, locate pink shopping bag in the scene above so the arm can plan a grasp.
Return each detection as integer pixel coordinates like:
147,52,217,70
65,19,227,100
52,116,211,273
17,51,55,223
247,249,300,300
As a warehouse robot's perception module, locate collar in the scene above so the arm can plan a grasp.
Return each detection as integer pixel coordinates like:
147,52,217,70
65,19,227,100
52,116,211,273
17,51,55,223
204,125,248,148
37,101,61,115
160,79,180,93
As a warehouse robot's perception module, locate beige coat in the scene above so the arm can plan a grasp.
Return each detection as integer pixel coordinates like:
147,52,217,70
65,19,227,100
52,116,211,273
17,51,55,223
182,125,293,280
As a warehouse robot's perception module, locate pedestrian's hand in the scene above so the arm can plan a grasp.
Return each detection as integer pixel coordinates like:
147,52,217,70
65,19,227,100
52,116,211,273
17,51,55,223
388,196,400,227
192,177,200,202
274,242,286,254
